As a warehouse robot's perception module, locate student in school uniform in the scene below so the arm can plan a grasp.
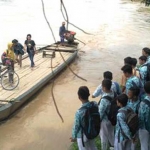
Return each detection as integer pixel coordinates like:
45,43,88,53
138,56,147,86
70,86,98,150
127,87,140,113
138,81,150,150
127,87,140,150
142,47,150,64
99,79,115,150
121,65,143,95
92,71,121,98
121,57,140,93
114,94,132,150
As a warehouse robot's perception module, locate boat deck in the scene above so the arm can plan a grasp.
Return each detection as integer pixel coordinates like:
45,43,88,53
0,44,77,106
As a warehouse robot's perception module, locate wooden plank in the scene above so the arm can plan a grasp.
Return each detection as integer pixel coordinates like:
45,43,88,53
45,48,76,53
7,53,73,100
0,52,72,101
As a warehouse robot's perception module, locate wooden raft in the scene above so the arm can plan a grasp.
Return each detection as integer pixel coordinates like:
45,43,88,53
0,49,75,105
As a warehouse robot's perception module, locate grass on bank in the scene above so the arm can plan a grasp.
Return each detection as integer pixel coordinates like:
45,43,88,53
69,137,141,150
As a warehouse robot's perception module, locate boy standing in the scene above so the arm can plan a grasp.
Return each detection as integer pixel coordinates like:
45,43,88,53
99,79,115,150
138,56,147,85
92,71,121,98
59,22,66,45
115,94,132,150
121,65,143,95
138,81,150,150
70,86,98,150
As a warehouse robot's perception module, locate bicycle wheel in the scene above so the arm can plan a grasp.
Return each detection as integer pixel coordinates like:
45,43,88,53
1,70,19,91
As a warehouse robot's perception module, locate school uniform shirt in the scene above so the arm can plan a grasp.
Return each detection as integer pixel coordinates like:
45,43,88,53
138,64,147,85
72,101,97,139
115,106,132,142
127,99,140,113
138,95,150,133
125,76,142,95
93,82,120,98
99,92,114,121
146,56,150,64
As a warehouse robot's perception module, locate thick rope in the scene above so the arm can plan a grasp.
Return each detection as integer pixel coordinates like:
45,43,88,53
41,0,64,123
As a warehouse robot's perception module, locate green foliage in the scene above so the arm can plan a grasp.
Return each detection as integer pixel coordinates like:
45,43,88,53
69,137,141,150
69,137,102,150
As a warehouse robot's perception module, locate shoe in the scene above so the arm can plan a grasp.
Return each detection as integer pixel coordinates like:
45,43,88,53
110,147,114,150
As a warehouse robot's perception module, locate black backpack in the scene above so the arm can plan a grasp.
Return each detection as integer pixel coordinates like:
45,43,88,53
80,101,100,146
119,109,139,137
98,93,118,126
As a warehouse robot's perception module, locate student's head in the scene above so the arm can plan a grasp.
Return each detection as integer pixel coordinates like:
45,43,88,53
144,81,150,94
124,57,132,66
102,79,112,92
78,86,90,101
128,87,140,100
62,22,65,26
12,39,18,46
132,58,137,68
103,71,113,80
121,65,132,78
116,94,128,107
27,34,32,40
142,47,150,57
139,56,147,65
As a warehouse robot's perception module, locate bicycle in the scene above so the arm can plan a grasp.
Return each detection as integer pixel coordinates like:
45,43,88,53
0,62,19,90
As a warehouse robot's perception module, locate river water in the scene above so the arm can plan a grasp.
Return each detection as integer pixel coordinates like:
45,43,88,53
0,0,150,150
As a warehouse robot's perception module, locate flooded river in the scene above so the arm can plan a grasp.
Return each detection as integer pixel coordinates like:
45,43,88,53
0,0,150,150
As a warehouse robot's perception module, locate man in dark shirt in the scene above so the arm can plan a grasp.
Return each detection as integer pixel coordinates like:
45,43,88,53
24,34,36,69
59,22,66,44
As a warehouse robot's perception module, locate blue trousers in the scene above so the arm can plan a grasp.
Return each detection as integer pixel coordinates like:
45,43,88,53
60,35,64,43
28,51,35,67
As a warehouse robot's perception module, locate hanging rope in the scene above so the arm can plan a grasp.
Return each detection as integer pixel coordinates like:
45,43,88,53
41,0,87,81
41,0,64,123
60,0,94,35
41,0,87,123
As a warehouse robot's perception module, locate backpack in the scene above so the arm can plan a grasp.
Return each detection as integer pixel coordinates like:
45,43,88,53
135,101,140,114
98,93,118,126
143,64,150,82
80,101,100,146
119,108,139,137
142,99,150,133
132,80,145,99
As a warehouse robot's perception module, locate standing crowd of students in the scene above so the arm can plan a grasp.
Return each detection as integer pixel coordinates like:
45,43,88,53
71,47,150,150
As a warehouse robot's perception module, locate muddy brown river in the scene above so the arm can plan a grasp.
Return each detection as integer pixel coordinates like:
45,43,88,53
0,0,150,150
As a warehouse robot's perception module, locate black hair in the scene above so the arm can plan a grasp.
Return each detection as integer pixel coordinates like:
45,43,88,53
144,81,150,94
27,34,31,38
78,86,90,100
12,39,18,44
117,94,128,106
121,65,132,74
103,71,112,80
129,87,140,97
132,58,137,67
139,56,147,62
124,57,132,66
143,47,150,55
102,79,112,90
